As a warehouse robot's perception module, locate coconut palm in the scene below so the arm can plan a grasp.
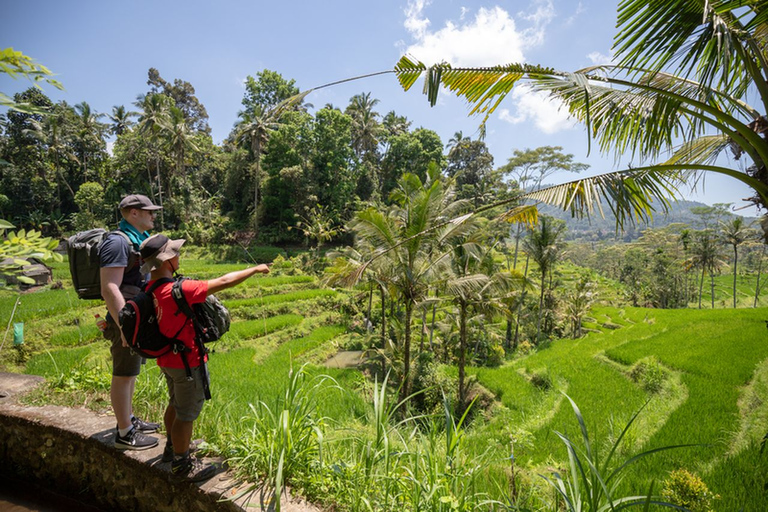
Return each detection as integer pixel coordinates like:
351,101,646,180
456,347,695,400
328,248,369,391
346,167,468,402
108,104,137,136
24,113,77,203
234,106,282,231
165,105,198,202
689,229,726,309
137,93,172,227
346,92,384,162
73,101,106,182
389,1,768,237
720,217,756,307
523,216,567,343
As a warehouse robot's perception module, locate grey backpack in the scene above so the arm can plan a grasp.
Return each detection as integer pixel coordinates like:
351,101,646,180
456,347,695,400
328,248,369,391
66,229,134,300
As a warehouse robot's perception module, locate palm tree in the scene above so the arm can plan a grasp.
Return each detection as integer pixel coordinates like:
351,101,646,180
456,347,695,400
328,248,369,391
234,106,283,231
689,230,725,309
720,217,755,308
346,92,383,161
390,2,768,238
347,167,467,402
73,101,105,182
108,105,137,136
24,113,76,203
165,105,198,203
137,93,172,227
523,216,566,343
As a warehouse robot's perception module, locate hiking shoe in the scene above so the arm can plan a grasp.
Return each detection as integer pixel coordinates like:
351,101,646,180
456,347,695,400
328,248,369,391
115,428,159,450
162,439,202,463
171,456,217,483
133,416,161,433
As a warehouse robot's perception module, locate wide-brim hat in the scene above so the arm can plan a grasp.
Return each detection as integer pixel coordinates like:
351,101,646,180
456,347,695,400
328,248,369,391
139,234,185,273
119,194,162,211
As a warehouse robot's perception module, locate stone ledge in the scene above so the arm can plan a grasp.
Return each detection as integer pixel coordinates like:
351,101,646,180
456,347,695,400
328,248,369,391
0,372,319,512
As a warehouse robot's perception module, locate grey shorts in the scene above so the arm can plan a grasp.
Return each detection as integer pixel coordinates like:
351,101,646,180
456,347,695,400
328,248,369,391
104,317,145,377
161,366,206,422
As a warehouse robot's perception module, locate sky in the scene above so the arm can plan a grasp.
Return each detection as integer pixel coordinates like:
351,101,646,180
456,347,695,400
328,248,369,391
2,0,760,213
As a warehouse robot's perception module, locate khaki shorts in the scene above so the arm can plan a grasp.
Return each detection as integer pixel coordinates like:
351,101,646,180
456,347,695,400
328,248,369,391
104,316,145,377
161,365,206,422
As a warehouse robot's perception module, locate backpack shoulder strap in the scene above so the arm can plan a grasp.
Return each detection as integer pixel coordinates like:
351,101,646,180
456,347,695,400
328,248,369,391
146,277,175,295
111,229,132,245
171,277,197,320
111,229,141,270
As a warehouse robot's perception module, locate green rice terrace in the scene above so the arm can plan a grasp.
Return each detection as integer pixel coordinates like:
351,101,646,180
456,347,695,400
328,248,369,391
2,250,767,511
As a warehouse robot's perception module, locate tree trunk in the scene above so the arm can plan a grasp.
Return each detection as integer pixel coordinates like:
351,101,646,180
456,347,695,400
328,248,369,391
399,300,413,404
514,255,530,348
733,246,738,308
367,284,373,333
698,267,705,309
458,301,467,413
710,273,715,309
156,155,165,230
505,316,513,350
755,247,765,307
535,272,546,344
512,224,522,270
419,307,427,353
429,298,437,351
253,138,262,232
380,285,386,348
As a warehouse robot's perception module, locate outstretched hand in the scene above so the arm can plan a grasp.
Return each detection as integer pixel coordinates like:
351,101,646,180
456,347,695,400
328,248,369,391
255,264,270,274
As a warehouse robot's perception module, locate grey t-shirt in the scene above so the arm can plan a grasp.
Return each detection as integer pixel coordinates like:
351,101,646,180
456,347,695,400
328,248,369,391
99,232,145,291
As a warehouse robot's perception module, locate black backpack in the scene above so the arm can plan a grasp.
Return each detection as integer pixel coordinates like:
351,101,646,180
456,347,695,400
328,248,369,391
67,229,136,299
119,277,231,399
119,278,185,359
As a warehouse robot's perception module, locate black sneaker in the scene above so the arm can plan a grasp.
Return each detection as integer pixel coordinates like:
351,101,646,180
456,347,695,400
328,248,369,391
115,427,159,451
162,439,202,463
132,416,161,433
171,456,217,483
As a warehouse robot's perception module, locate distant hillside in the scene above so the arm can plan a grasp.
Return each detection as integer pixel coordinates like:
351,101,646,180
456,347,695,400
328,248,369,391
537,198,758,241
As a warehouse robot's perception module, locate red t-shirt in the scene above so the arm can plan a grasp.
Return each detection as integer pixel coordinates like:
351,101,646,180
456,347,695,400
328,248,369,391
149,279,209,369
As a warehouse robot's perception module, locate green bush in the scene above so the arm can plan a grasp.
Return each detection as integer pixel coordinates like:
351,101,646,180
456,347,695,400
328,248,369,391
529,368,552,390
630,357,667,393
485,344,505,367
661,469,719,511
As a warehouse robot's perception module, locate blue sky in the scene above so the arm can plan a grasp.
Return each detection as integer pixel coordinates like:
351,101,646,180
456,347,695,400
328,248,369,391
2,0,758,212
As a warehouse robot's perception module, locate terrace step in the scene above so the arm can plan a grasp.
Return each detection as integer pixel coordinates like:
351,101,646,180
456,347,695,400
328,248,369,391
0,372,319,512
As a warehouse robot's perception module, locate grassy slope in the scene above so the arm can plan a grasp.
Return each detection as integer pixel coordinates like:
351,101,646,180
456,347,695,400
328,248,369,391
471,306,768,509
6,257,768,510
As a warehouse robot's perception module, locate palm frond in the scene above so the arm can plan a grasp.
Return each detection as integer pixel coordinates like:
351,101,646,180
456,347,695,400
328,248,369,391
522,169,682,229
445,274,490,298
498,204,539,227
664,134,731,166
393,56,556,124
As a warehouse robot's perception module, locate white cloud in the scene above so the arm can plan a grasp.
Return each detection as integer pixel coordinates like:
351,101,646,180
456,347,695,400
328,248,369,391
403,0,432,40
517,0,555,48
564,2,585,26
403,3,525,66
402,1,568,133
587,51,613,66
497,85,577,134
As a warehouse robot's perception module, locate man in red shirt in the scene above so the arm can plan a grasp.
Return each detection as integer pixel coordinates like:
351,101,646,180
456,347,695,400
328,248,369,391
139,234,269,482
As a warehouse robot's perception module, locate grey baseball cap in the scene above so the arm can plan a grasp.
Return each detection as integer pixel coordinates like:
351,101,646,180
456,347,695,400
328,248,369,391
118,194,162,211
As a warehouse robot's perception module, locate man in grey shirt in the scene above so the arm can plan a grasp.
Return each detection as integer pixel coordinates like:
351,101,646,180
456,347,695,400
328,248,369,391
100,194,162,450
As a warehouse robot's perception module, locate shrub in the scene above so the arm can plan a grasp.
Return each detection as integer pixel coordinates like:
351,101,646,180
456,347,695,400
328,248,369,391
517,340,535,354
661,469,719,512
485,343,505,367
630,357,667,393
529,368,552,390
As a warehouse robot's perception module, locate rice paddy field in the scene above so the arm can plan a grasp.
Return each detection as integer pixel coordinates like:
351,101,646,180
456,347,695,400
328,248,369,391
2,256,768,510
